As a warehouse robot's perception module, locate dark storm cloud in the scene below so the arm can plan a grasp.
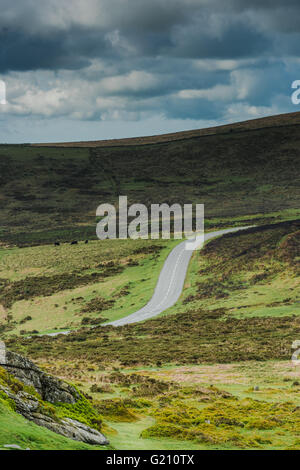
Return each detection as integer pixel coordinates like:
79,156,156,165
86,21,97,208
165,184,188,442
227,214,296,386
1,0,299,73
170,20,271,59
1,0,299,127
0,26,116,73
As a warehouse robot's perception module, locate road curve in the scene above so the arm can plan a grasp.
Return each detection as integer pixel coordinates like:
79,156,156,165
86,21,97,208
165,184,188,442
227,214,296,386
108,226,253,327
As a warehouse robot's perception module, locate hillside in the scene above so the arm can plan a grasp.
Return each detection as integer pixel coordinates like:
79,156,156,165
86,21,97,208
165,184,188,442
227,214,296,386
8,220,300,449
1,112,300,247
0,346,109,450
7,219,300,450
1,112,300,450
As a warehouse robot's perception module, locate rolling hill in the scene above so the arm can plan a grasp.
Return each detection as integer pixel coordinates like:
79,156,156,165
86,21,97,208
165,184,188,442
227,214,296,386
1,112,300,450
1,111,300,247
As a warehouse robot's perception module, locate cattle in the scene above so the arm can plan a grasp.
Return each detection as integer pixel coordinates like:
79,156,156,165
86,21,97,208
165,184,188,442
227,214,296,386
85,240,89,244
54,242,60,246
71,241,78,245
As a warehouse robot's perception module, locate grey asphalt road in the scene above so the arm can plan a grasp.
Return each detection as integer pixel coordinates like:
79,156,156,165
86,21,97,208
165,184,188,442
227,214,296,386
108,226,253,327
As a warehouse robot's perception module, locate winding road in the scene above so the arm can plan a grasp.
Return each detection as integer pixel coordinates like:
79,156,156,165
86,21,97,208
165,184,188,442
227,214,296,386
108,226,252,327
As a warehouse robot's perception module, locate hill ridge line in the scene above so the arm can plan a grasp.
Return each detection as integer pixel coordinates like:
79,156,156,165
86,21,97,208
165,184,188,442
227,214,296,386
31,111,300,148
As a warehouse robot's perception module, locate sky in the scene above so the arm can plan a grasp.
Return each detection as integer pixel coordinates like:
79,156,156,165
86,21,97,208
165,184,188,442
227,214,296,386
0,0,300,143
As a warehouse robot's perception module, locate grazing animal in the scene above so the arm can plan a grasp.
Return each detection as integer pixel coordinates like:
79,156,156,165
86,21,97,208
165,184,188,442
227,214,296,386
71,241,78,245
85,240,89,244
54,242,60,246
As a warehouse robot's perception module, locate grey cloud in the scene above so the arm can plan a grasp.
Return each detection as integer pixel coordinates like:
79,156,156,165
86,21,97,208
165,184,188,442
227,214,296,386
0,26,115,73
0,0,299,135
170,19,271,59
1,0,299,73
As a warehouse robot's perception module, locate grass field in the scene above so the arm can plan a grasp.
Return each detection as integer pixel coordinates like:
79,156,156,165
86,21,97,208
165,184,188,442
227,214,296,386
1,112,300,449
9,355,300,450
0,238,178,335
163,219,300,320
6,217,300,449
2,215,299,337
0,402,110,451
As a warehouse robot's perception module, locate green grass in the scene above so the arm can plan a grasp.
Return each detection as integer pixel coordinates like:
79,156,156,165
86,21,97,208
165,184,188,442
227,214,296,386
23,358,300,450
161,219,300,321
2,115,300,449
0,238,178,336
205,208,300,230
2,216,299,336
4,218,300,450
0,239,165,281
9,220,300,366
106,417,204,450
0,402,109,450
0,365,110,450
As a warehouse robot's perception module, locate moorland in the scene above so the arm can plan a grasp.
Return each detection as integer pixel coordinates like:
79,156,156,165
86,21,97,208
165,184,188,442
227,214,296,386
1,112,300,450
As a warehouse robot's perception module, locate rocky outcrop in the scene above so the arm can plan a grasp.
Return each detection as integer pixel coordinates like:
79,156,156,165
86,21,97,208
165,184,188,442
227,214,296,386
27,415,108,445
0,383,108,445
0,342,108,446
3,348,80,404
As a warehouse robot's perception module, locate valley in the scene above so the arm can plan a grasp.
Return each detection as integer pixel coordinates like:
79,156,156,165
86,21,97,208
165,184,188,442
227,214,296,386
1,112,300,450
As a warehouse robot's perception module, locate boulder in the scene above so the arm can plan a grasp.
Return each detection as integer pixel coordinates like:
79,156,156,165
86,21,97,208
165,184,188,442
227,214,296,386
0,344,108,446
0,384,108,445
4,350,80,404
29,415,108,445
25,413,108,446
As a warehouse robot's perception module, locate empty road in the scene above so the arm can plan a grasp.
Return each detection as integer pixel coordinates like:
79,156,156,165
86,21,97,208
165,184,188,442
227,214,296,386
108,226,252,326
